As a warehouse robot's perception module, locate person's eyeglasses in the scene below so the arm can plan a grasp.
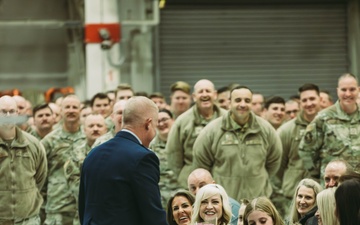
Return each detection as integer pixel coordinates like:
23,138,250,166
158,117,170,124
0,109,17,116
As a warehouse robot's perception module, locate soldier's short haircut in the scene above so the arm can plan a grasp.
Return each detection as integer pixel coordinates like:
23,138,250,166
320,89,333,102
159,108,173,119
217,86,230,95
90,93,110,107
338,73,358,83
230,85,253,96
116,83,134,92
33,103,52,117
289,94,300,102
264,96,285,109
298,83,320,95
149,92,165,99
170,81,191,95
327,159,354,174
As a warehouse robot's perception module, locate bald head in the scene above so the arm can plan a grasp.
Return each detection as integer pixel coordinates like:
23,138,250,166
122,96,158,147
12,96,27,115
324,160,349,188
0,96,18,130
112,100,127,132
194,79,215,92
187,168,215,195
49,102,61,123
123,96,158,127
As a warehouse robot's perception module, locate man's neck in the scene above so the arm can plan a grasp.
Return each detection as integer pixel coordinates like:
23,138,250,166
63,121,80,133
341,104,358,115
36,127,53,138
0,127,16,141
199,107,214,120
303,113,316,123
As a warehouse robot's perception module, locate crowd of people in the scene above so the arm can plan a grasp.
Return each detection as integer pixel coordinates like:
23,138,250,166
0,73,360,225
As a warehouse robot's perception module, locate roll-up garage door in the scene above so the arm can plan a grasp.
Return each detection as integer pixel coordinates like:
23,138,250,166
159,4,348,101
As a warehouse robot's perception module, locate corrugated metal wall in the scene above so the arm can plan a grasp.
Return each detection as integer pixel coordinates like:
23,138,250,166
159,4,348,101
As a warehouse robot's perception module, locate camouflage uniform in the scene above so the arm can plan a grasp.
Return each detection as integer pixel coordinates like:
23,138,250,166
149,135,179,208
29,129,42,141
63,142,91,225
166,105,227,188
274,112,311,217
299,101,360,183
193,112,282,202
104,116,114,132
0,127,47,225
41,127,86,225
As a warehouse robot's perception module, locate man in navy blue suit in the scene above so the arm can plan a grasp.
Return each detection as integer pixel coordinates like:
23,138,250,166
79,96,168,225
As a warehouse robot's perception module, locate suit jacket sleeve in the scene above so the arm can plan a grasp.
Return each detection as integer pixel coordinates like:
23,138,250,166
132,152,168,225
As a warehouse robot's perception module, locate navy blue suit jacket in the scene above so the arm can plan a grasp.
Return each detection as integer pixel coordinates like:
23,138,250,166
79,130,168,225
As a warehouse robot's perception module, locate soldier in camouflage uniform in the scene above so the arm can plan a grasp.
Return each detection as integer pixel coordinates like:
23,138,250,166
149,108,179,208
30,103,55,140
0,96,48,225
90,92,114,131
299,73,360,183
92,100,127,148
64,114,107,225
41,95,86,225
275,83,322,217
13,95,33,133
193,86,282,202
166,79,227,188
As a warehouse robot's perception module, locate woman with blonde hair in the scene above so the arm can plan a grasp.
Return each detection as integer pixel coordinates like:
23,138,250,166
315,187,339,225
243,196,284,225
192,184,232,225
287,178,322,225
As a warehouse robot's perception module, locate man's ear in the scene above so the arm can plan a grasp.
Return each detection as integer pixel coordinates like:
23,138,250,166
145,118,152,130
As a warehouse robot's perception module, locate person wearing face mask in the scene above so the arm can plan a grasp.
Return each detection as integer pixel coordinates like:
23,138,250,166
287,179,322,225
314,188,339,225
150,108,180,208
191,184,232,225
243,197,285,225
167,191,195,225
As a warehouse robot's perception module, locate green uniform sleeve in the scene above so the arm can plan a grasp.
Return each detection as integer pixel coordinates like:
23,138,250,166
166,122,184,177
276,127,291,183
192,127,214,171
298,120,323,179
265,129,282,177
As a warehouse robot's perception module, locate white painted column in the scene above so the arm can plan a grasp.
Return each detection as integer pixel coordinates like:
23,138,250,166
84,0,121,100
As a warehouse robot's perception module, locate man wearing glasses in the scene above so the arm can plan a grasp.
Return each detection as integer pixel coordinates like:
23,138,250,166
0,95,47,225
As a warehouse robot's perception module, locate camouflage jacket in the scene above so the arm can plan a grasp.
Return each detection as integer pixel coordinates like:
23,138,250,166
41,127,86,214
0,127,47,220
149,135,178,190
299,101,360,181
193,112,282,202
166,104,227,188
276,112,311,197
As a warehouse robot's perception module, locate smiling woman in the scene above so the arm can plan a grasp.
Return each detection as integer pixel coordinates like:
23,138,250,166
286,179,322,225
192,184,232,225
